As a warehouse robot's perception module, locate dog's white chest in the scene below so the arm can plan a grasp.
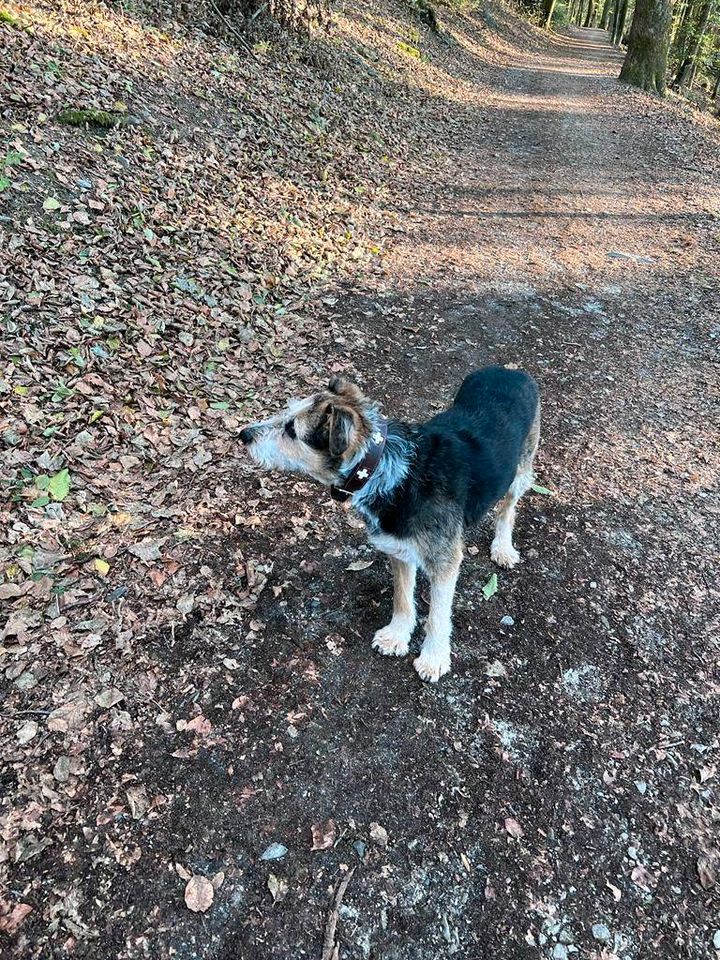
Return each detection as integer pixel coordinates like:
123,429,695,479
369,532,421,567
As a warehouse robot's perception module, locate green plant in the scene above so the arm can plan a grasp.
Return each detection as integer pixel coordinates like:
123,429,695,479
0,9,20,26
57,108,126,129
396,40,422,58
0,149,23,193
552,1,570,24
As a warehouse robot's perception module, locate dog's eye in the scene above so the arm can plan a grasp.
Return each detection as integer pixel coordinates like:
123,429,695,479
284,419,297,439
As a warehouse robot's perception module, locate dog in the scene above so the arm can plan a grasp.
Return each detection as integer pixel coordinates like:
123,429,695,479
240,366,540,682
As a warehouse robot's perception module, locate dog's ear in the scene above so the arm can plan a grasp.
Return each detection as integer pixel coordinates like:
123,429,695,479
328,404,356,458
328,377,364,404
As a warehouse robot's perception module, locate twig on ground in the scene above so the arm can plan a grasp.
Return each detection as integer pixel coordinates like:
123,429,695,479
321,866,356,960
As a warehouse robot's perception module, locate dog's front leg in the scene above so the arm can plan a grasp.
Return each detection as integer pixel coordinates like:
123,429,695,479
372,558,417,657
414,547,462,683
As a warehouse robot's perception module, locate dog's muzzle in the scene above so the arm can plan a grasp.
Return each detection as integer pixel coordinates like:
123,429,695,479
240,426,258,445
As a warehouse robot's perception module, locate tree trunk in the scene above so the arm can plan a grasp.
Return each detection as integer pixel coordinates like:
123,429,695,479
600,0,614,28
673,0,714,87
615,0,631,42
584,0,596,25
713,71,720,97
543,0,558,27
619,0,673,93
612,0,628,41
671,0,691,46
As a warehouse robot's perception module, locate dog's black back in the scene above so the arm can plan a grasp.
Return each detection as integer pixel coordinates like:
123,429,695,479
369,366,539,538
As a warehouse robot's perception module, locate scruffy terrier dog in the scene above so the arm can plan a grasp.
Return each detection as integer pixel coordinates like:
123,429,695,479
240,366,540,682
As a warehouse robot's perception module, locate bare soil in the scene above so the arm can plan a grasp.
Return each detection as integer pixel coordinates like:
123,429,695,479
2,13,719,960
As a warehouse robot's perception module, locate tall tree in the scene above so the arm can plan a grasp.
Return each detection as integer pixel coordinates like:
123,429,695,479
619,0,673,92
674,0,716,86
584,0,597,25
543,0,558,28
612,0,631,42
600,0,614,28
671,0,693,46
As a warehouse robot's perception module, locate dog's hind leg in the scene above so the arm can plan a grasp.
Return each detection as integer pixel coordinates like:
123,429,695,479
372,558,417,657
491,405,540,570
414,541,463,683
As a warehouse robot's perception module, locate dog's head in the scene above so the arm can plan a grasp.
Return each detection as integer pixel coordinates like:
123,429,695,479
240,378,376,485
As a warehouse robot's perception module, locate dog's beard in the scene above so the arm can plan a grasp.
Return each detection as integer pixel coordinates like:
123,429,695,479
246,430,336,484
247,431,304,472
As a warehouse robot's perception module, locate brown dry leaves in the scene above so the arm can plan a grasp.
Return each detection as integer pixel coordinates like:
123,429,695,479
184,875,214,913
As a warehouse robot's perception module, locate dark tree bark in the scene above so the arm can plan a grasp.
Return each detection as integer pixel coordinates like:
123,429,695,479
619,0,673,93
673,0,715,87
612,0,626,41
600,0,614,28
612,0,630,42
584,0,596,25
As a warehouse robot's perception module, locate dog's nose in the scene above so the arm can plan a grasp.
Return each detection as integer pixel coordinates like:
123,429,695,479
240,427,257,445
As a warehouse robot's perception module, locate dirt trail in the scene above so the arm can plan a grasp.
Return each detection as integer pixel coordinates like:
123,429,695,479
244,26,720,959
5,20,719,960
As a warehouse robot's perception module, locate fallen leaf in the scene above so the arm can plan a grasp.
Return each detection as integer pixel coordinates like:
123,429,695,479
128,541,162,562
42,196,62,211
47,700,88,733
107,838,142,870
346,559,374,571
95,688,124,709
184,875,214,913
504,817,524,838
176,593,195,615
698,764,716,783
485,659,507,678
185,715,212,736
94,558,110,576
0,583,23,600
126,785,148,819
531,484,553,495
17,720,38,744
697,857,716,890
0,903,33,935
311,818,337,850
369,822,388,847
267,873,288,902
482,573,498,601
605,879,622,901
47,468,71,501
631,864,655,890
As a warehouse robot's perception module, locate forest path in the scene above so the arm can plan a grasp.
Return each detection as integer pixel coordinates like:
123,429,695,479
307,22,720,960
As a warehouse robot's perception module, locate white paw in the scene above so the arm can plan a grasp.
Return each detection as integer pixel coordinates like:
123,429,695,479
413,649,451,683
372,623,412,657
491,540,520,569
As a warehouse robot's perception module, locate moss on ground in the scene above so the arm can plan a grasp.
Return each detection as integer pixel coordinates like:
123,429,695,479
0,9,21,26
57,108,127,129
